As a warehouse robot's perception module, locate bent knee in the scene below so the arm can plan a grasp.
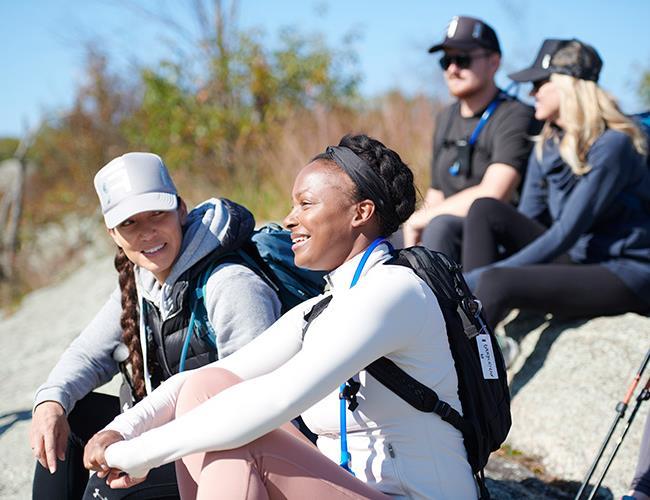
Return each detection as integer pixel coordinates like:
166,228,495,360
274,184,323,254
176,368,242,416
467,197,503,219
423,214,463,241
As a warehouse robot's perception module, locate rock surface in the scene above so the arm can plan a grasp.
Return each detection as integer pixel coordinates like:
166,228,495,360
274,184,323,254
0,256,118,500
0,250,648,499
504,311,650,498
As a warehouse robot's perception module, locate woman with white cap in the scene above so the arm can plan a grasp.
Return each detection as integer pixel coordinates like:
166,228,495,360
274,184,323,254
461,39,650,337
30,152,282,499
82,134,477,500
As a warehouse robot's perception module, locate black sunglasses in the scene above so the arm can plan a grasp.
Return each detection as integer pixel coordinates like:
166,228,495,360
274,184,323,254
531,78,550,92
439,52,491,70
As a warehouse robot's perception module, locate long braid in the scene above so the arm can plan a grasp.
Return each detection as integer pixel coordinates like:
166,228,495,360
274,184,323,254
114,248,147,400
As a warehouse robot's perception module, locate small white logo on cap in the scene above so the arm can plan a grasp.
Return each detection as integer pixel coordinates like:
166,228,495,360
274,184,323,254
447,16,459,38
542,54,551,69
472,22,483,39
102,165,132,206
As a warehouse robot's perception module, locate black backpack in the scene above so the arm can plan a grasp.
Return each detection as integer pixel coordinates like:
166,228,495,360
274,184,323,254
303,246,511,498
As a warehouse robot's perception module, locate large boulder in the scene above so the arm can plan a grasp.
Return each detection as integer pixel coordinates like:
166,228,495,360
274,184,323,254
504,311,650,498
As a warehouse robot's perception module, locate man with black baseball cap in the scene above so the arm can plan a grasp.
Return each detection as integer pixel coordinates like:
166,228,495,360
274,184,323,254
402,15,539,265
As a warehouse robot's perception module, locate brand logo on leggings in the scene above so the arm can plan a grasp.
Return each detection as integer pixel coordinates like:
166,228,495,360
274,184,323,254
93,488,108,500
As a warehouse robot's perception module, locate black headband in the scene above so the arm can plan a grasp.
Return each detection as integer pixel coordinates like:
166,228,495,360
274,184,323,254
325,145,395,224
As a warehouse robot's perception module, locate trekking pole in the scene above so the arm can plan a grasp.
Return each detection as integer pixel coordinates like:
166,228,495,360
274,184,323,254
574,348,650,500
585,374,650,500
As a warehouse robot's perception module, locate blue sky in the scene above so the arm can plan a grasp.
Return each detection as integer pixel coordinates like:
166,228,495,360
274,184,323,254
1,0,649,137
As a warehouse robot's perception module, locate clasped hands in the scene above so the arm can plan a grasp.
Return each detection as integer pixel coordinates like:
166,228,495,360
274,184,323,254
83,430,148,489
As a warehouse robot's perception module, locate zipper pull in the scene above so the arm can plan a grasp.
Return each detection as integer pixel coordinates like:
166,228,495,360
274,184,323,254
387,443,395,458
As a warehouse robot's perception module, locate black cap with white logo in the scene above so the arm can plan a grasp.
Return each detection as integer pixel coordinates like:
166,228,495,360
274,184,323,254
508,38,602,83
428,16,501,55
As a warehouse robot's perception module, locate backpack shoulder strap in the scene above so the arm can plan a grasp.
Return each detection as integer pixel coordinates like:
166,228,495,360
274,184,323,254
365,356,470,436
187,249,254,352
301,295,333,340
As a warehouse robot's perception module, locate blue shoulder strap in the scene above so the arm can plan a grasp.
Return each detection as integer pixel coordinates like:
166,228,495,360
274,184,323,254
179,264,218,372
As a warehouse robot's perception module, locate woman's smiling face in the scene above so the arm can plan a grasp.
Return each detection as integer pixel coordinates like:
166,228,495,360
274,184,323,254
108,201,187,283
283,160,361,271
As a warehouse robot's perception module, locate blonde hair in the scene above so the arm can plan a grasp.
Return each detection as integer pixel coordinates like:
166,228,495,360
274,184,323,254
535,73,647,175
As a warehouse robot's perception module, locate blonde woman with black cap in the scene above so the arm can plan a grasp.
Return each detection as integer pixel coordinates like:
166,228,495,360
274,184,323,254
30,153,281,499
461,40,650,345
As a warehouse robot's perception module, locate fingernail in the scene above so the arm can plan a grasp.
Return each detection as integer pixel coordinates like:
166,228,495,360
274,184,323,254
49,466,56,474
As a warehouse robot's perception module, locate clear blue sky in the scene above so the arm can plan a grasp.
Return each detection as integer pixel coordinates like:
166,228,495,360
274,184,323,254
1,0,649,137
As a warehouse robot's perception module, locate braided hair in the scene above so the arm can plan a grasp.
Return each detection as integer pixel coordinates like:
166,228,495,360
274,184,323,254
114,247,147,401
314,134,416,236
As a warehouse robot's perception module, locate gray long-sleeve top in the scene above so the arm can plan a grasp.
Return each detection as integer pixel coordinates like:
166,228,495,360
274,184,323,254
34,198,281,414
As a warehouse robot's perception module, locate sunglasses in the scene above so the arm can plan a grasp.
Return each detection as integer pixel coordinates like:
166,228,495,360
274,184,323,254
531,79,550,92
439,52,491,70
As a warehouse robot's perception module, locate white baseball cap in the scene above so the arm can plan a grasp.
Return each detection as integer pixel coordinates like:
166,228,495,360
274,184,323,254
94,152,178,229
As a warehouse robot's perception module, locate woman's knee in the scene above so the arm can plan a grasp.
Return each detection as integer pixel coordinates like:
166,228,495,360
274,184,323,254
467,197,503,221
475,267,515,326
421,214,462,246
176,368,242,417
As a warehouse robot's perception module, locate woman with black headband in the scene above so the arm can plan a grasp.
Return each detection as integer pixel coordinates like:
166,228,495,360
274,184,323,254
82,134,477,499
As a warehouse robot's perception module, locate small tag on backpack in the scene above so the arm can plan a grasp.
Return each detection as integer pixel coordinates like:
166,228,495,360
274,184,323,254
476,334,498,380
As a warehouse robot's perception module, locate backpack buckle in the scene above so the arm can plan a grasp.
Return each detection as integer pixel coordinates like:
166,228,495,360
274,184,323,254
339,379,361,412
433,400,452,418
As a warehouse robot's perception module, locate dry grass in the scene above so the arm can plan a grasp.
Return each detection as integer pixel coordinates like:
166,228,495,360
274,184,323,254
6,92,443,309
211,92,443,222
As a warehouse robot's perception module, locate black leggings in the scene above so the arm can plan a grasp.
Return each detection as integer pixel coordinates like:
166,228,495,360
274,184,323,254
32,392,179,500
462,198,648,328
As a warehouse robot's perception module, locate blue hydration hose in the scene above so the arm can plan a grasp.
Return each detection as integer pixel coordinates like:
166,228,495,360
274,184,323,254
339,237,387,473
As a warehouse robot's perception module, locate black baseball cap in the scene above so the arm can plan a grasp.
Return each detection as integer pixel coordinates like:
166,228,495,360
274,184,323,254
508,38,602,83
428,16,501,55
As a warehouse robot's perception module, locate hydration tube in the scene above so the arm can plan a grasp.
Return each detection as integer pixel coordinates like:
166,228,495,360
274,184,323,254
178,310,197,372
339,237,387,473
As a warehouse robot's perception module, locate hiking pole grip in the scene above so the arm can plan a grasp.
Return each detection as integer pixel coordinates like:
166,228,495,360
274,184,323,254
586,374,650,500
575,348,650,500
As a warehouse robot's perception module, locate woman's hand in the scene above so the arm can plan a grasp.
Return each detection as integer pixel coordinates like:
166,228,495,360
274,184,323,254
103,469,148,489
83,430,124,476
403,209,432,247
104,440,152,485
85,432,150,488
403,221,422,247
30,401,70,473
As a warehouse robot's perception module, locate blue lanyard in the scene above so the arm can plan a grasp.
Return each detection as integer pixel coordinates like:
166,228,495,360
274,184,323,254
448,84,522,177
468,96,501,146
448,95,502,177
339,237,386,473
467,82,519,144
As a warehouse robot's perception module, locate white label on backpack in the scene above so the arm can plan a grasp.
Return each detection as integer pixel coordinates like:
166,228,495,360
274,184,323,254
476,334,498,380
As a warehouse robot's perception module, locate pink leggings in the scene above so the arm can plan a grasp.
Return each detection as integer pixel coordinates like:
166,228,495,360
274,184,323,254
174,367,391,500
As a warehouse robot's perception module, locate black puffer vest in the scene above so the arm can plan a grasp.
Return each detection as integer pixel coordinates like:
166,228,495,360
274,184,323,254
141,197,257,388
143,249,231,389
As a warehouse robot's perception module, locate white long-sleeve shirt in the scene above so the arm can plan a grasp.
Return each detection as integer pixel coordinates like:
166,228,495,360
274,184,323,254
104,243,476,499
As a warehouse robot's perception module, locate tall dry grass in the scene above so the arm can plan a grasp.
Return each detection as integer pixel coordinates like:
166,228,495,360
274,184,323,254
204,92,443,223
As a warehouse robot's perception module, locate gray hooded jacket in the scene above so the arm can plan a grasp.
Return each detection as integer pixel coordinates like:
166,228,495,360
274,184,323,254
34,198,281,414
